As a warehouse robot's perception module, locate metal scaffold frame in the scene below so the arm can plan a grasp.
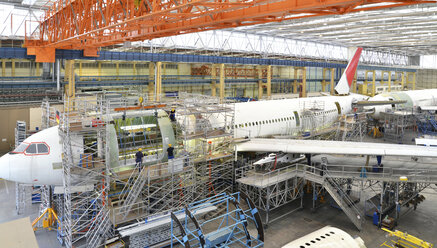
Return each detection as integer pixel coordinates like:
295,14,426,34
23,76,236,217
278,99,338,139
170,192,264,248
335,111,368,142
235,155,437,230
381,110,415,144
236,162,305,226
59,96,112,248
59,91,235,247
24,0,432,63
112,156,196,226
41,100,60,129
172,93,236,200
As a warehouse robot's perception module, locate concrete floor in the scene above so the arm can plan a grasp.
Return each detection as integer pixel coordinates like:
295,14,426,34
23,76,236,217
263,187,437,247
0,179,60,248
1,178,436,248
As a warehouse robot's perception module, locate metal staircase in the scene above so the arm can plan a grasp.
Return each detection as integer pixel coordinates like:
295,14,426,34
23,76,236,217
305,171,362,230
323,177,362,230
118,164,142,202
119,167,148,219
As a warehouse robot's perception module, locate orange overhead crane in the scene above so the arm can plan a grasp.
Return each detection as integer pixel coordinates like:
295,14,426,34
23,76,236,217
25,0,435,62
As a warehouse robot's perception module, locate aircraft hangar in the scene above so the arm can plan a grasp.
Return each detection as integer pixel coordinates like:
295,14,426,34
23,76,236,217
0,0,437,247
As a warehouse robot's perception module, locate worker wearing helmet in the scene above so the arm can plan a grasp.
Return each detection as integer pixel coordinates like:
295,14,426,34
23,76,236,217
167,144,174,160
135,148,145,172
169,108,176,122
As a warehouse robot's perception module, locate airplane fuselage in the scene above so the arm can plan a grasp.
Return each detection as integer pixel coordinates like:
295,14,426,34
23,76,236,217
369,89,437,118
233,94,366,138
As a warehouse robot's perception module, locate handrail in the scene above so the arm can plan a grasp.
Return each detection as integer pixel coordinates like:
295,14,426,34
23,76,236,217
236,162,437,187
324,170,362,218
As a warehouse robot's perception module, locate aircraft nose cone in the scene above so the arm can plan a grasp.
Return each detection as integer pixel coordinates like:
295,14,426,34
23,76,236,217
0,153,10,180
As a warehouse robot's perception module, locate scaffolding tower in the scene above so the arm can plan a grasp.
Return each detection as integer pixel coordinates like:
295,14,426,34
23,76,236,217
235,162,305,226
39,91,239,247
282,99,338,139
381,110,414,143
41,100,59,129
59,96,112,248
174,93,235,200
335,112,368,141
14,120,30,215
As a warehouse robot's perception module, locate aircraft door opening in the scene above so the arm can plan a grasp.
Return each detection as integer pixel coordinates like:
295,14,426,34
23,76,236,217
335,102,341,115
293,111,300,126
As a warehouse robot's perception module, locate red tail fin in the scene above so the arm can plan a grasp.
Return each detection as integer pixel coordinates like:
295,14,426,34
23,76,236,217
335,47,363,95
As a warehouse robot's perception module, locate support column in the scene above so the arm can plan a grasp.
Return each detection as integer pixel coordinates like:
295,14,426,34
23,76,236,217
177,63,181,80
293,67,298,94
401,72,405,89
11,59,15,77
331,68,336,95
266,65,271,98
406,72,416,90
78,61,82,80
1,59,5,77
36,62,40,77
219,63,225,103
65,60,75,98
133,62,137,80
148,62,155,101
321,68,327,92
394,71,403,88
381,71,392,92
56,59,60,92
301,67,307,98
98,61,102,81
388,71,392,92
364,70,376,96
211,64,217,97
116,62,119,80
155,61,162,102
258,65,263,99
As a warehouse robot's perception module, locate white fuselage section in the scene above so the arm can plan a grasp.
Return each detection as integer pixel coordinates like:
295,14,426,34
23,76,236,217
0,126,63,185
282,226,366,248
369,89,437,118
234,94,366,138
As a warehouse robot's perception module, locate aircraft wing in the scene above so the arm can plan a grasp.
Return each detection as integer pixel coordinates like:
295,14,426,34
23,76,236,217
419,106,437,111
355,100,407,106
236,138,437,157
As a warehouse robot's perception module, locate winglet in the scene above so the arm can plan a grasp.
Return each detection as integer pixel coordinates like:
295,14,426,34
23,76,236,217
335,47,363,95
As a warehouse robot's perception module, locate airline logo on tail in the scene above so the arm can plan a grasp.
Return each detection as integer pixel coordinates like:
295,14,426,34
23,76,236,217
334,47,363,95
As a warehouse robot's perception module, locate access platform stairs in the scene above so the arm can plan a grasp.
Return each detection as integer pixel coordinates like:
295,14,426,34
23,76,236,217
118,165,148,219
304,172,362,231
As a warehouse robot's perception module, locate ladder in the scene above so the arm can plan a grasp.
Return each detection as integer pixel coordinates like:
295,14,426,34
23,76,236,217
323,176,362,230
304,171,362,230
119,168,148,219
15,121,26,147
118,164,141,202
86,209,112,248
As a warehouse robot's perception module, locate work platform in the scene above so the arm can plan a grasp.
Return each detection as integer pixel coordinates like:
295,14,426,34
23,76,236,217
236,159,437,229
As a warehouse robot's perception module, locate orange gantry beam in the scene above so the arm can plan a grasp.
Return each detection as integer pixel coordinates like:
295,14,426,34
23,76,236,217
25,0,435,62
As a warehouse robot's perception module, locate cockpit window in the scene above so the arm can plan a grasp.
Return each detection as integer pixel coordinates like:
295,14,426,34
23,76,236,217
37,143,49,153
12,143,28,153
25,144,37,154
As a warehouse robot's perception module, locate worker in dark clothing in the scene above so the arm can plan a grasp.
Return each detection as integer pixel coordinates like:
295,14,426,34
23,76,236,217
135,148,144,172
167,144,174,160
169,108,176,122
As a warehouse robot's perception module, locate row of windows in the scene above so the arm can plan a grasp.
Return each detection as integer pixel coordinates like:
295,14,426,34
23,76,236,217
234,116,296,129
233,109,337,129
298,231,336,247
